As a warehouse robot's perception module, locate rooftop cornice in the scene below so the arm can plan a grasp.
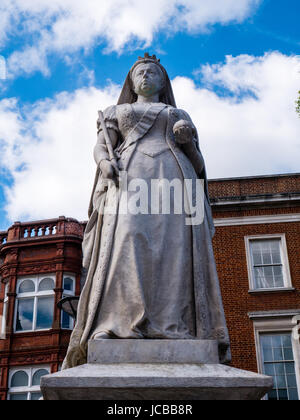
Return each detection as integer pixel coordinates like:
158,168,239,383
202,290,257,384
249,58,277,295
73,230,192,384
208,172,300,183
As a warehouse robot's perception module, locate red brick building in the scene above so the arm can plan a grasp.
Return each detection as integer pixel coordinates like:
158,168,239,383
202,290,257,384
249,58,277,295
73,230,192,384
1,174,300,400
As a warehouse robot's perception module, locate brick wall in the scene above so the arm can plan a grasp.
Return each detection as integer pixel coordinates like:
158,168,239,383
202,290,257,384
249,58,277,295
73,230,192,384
213,223,300,371
210,174,300,373
209,173,300,199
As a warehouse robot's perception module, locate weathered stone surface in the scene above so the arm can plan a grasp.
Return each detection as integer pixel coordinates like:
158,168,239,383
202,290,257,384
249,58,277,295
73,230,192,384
88,339,219,364
63,54,231,370
42,340,273,400
41,362,273,401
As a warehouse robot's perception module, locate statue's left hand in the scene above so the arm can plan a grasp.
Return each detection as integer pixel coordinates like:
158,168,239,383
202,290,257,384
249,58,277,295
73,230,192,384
173,120,195,144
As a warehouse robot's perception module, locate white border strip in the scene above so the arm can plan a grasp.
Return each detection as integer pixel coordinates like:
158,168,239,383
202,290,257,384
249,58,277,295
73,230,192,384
214,214,300,227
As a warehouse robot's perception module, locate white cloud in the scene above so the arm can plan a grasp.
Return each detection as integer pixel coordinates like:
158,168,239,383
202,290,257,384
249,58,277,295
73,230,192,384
1,0,261,78
0,56,6,79
173,52,300,178
0,52,299,225
0,84,120,223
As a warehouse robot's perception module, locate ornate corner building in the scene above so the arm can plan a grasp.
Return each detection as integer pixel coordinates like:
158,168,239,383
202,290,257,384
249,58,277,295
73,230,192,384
0,174,300,400
0,217,85,400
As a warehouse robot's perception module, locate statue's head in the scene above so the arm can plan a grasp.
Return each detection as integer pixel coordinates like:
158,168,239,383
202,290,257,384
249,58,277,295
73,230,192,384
118,53,177,107
131,62,165,99
130,54,166,99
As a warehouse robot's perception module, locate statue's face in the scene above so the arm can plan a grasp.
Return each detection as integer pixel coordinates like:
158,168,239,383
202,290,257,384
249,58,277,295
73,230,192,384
132,63,165,98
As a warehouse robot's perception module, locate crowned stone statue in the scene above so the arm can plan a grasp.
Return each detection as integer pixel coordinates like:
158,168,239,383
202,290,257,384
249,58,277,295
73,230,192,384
62,53,231,370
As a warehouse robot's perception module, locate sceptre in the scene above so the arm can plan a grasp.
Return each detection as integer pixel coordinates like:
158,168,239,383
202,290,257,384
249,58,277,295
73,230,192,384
98,110,119,176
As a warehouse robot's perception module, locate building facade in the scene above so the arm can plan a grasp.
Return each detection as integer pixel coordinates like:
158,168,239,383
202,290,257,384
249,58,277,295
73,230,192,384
0,217,84,400
0,174,300,400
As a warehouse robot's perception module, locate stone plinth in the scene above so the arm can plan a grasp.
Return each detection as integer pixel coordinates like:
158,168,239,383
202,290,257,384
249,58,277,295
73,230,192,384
41,340,273,400
88,339,219,364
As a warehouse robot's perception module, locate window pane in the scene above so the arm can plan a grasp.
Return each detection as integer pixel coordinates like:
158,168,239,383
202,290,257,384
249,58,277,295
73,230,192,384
63,277,74,292
261,333,298,401
254,267,269,289
272,251,281,265
284,348,294,360
30,392,42,401
282,335,292,348
19,280,35,294
38,278,55,292
263,266,274,287
274,364,285,375
289,389,299,401
262,244,272,265
273,266,284,287
11,371,29,387
276,375,287,389
287,375,297,388
267,390,278,400
62,311,72,329
250,239,286,290
270,240,281,264
285,362,295,374
272,335,282,347
32,369,49,386
261,335,272,348
278,390,288,400
16,299,34,331
36,297,54,330
9,393,28,400
251,242,262,265
273,348,284,361
263,347,273,362
264,364,275,376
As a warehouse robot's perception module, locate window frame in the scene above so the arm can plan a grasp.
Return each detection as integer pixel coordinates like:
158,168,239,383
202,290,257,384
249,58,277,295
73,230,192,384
61,274,76,330
1,282,9,339
252,315,300,400
14,275,56,333
245,234,293,292
8,366,50,401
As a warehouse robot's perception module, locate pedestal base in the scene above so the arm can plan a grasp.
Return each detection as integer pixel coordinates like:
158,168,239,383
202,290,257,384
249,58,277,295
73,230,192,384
41,340,273,400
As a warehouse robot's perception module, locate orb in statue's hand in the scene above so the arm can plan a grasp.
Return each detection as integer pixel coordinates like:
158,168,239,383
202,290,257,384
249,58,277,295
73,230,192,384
173,120,195,144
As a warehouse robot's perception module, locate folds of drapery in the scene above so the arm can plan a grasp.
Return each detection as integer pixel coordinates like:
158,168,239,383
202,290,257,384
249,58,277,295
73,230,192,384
62,106,231,370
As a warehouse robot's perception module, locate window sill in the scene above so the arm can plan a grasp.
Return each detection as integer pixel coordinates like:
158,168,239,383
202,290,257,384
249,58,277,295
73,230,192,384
248,287,296,295
14,328,53,334
11,329,66,337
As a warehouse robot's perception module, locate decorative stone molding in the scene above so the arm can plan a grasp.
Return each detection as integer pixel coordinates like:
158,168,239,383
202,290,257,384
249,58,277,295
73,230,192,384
214,214,300,227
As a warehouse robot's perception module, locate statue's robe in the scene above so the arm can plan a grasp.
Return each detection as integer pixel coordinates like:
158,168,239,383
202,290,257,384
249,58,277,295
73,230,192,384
63,104,231,369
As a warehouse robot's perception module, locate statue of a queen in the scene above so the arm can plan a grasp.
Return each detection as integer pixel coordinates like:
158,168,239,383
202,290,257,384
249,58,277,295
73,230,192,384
63,53,231,369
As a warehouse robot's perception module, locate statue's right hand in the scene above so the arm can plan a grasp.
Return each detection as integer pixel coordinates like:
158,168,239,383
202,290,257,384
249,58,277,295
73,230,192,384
99,160,119,181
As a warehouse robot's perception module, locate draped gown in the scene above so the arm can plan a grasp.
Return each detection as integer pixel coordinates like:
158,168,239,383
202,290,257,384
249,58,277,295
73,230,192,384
63,103,231,369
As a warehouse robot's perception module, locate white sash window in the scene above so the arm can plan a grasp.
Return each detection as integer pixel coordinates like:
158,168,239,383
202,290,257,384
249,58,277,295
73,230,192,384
14,275,55,332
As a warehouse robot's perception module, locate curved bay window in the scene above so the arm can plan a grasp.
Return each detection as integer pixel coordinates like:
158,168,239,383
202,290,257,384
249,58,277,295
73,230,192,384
8,367,50,400
15,275,56,332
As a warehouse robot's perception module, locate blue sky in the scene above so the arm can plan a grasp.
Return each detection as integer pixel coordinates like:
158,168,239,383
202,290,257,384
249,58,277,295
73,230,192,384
0,0,299,230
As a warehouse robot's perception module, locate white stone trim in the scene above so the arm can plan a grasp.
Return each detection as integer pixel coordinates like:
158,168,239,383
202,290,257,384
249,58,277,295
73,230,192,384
248,310,300,320
245,234,293,292
252,315,300,400
212,194,300,207
0,283,9,339
214,213,300,227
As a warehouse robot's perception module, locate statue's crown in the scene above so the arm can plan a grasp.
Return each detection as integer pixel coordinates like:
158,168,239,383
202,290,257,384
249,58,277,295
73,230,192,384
138,52,160,64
